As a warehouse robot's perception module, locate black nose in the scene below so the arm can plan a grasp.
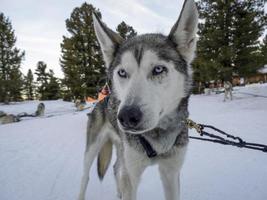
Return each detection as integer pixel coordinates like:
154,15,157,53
118,106,143,129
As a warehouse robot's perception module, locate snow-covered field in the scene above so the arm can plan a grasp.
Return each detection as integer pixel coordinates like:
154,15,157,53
1,84,267,200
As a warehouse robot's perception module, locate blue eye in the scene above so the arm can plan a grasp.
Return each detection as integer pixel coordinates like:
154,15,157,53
118,69,128,78
152,65,167,76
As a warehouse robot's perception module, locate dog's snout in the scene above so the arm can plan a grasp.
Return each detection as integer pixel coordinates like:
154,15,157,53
118,106,143,129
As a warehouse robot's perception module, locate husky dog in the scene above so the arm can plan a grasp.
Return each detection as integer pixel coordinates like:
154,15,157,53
0,114,20,125
35,102,45,116
78,0,198,199
224,81,233,101
0,111,6,118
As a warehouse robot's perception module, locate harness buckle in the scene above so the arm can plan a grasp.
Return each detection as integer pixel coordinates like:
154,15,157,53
186,119,203,134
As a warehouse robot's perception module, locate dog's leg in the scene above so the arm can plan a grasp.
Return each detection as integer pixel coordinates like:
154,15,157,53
120,163,146,200
230,90,233,100
78,142,103,200
159,165,180,200
78,116,109,200
158,147,187,200
114,158,122,199
120,144,148,200
113,140,124,199
224,90,227,102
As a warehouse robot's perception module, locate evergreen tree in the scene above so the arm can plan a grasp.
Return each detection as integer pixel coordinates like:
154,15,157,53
35,61,49,100
46,69,61,100
0,13,25,103
24,69,35,100
260,35,267,65
232,0,267,77
60,3,105,100
116,21,137,39
35,61,61,100
195,0,237,81
193,0,267,82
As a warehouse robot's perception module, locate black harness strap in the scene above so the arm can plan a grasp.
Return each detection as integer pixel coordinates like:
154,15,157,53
187,119,267,153
138,135,158,158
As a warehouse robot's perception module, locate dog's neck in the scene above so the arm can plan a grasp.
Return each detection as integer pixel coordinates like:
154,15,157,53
122,96,190,158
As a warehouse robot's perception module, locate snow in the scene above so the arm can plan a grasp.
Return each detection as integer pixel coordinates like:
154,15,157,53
258,65,267,74
1,83,267,200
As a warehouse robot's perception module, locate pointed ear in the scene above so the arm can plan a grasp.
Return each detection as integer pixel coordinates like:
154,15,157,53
169,0,198,64
93,13,123,68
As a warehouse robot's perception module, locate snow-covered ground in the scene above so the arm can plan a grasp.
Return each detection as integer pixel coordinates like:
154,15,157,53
1,83,267,200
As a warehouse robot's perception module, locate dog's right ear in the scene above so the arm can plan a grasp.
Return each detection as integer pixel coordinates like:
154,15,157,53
168,0,198,64
93,13,123,68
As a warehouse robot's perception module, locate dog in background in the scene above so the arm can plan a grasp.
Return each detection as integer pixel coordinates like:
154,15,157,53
224,81,233,101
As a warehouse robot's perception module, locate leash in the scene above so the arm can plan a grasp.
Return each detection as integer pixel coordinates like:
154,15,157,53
186,119,267,153
17,112,36,118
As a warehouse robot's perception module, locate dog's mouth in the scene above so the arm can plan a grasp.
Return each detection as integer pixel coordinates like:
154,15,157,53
117,120,155,135
117,122,143,134
124,128,146,134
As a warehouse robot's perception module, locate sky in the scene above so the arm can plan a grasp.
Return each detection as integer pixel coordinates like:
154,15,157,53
0,0,184,78
1,0,266,78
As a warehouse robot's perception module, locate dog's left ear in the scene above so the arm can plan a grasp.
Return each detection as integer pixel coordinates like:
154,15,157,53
93,13,123,68
169,0,198,64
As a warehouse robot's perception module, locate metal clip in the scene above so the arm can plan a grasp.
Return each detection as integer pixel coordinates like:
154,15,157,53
186,119,203,134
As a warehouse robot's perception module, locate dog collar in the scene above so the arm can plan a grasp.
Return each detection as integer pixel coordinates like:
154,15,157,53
138,135,157,158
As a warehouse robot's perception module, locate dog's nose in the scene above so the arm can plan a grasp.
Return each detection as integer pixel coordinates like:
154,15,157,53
118,106,143,129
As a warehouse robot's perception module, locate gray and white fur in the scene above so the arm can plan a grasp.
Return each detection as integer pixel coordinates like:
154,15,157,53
78,0,198,200
224,81,233,101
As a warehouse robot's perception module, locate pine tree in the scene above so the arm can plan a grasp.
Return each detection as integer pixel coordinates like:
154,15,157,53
0,13,25,103
194,0,236,82
35,61,49,100
35,62,61,100
46,69,61,100
232,0,267,77
60,3,105,100
260,35,267,66
193,0,267,82
24,69,35,100
116,21,137,39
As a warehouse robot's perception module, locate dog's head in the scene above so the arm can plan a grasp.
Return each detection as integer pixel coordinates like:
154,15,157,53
93,0,198,134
